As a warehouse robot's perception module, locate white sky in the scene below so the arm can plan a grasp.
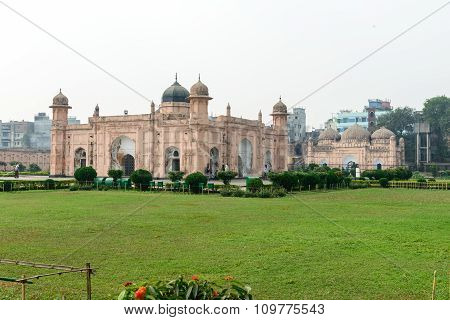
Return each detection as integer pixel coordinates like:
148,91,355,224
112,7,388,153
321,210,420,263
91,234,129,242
0,0,449,128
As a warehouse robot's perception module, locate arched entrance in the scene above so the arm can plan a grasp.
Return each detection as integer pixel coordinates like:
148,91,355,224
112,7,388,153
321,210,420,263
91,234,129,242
238,138,253,177
264,151,272,176
165,147,180,173
122,154,135,176
74,148,87,170
111,136,136,174
209,147,219,178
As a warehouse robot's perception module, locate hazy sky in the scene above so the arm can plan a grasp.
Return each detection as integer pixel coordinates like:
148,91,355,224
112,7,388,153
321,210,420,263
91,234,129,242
0,0,449,128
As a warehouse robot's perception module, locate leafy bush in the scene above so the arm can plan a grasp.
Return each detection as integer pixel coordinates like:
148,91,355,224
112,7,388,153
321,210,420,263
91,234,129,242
108,169,123,183
428,178,436,182
412,171,425,180
69,184,79,191
349,180,370,189
118,275,252,300
220,188,234,197
45,179,56,189
74,166,97,182
232,189,245,197
257,189,272,198
130,169,153,191
217,171,237,185
379,178,389,188
168,171,184,182
244,191,258,198
268,172,297,191
247,178,263,192
185,172,208,193
417,178,427,183
28,163,42,172
272,187,287,197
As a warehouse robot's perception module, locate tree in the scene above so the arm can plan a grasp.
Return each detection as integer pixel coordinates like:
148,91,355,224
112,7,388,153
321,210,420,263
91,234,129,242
0,161,6,171
168,171,184,182
377,107,415,137
423,96,450,162
108,169,124,183
74,166,97,182
184,172,208,193
130,169,152,191
217,170,237,185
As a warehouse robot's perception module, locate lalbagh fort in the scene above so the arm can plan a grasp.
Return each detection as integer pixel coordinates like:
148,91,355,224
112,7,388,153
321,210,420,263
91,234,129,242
49,76,405,178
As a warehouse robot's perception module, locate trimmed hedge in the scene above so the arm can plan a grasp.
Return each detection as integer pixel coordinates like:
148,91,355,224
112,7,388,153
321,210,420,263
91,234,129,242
0,179,75,192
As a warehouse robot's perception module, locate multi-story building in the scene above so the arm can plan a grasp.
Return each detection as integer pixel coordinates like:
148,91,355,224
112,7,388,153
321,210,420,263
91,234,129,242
0,121,34,149
287,107,306,157
332,99,392,133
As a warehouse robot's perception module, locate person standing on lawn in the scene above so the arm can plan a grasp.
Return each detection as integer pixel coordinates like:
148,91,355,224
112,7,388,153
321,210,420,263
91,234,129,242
14,163,20,179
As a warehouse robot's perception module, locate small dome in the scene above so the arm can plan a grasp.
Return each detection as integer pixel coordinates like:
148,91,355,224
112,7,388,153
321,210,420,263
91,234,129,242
371,127,395,139
162,79,189,103
52,89,68,106
273,98,287,113
318,128,340,141
190,78,209,96
341,124,371,141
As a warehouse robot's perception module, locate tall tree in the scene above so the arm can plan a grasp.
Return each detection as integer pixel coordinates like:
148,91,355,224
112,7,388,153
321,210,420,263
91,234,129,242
422,96,450,162
377,107,415,137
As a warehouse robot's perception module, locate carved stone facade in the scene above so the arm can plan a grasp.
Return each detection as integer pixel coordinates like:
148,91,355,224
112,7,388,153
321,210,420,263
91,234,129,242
0,149,50,171
305,124,405,170
50,78,289,178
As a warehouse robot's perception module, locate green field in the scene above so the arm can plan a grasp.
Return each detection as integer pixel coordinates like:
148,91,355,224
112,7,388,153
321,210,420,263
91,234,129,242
0,189,448,300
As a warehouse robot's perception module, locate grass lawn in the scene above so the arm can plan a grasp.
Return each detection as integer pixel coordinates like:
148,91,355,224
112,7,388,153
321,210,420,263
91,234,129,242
0,189,448,300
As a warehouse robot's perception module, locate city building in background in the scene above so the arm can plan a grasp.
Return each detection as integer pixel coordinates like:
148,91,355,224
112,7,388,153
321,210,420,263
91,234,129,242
0,120,34,148
332,99,393,133
287,107,306,158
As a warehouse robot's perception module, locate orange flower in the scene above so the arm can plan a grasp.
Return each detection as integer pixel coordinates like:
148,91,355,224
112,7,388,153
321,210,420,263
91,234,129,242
191,275,199,281
134,286,147,300
213,290,219,297
224,276,234,281
123,281,133,287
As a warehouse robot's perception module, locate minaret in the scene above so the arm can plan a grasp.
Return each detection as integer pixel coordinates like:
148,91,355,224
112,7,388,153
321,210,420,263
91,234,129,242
188,75,212,122
226,103,231,117
271,97,289,171
49,89,71,176
258,110,262,123
150,100,155,114
93,104,99,117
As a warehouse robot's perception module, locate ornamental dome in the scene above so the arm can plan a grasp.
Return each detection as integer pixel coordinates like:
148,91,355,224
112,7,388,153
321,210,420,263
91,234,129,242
341,124,371,141
161,77,189,103
371,127,395,139
273,98,287,113
318,128,340,141
52,89,69,106
190,77,209,96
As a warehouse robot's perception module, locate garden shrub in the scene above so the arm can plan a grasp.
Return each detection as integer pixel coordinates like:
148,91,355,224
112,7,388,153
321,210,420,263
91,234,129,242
244,191,258,198
118,275,252,300
272,187,287,197
28,163,42,172
185,172,208,193
45,179,56,189
108,169,123,184
379,178,389,188
168,171,184,182
428,178,436,182
268,172,297,191
219,187,234,197
247,178,263,192
130,169,153,191
217,170,237,185
349,180,370,189
412,171,425,180
232,189,245,197
74,166,97,183
257,189,272,198
69,184,79,191
417,178,427,183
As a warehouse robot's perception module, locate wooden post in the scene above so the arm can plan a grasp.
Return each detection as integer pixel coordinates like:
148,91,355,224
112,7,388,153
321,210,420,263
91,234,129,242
86,263,92,300
431,270,437,300
21,274,26,300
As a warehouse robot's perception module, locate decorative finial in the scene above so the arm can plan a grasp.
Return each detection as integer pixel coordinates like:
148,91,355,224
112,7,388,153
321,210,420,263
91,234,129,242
175,73,178,82
227,103,231,108
279,95,282,101
198,73,201,81
60,88,62,93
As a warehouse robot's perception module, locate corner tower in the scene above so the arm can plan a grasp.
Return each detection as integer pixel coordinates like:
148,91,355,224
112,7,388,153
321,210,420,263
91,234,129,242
271,97,289,171
50,89,71,176
189,76,212,122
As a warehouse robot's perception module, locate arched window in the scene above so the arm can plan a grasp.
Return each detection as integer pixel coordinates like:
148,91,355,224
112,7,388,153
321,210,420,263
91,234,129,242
264,151,272,175
165,147,180,173
74,148,86,170
238,138,253,177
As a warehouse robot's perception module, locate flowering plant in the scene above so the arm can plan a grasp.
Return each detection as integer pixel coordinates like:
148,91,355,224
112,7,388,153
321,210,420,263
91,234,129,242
118,275,252,300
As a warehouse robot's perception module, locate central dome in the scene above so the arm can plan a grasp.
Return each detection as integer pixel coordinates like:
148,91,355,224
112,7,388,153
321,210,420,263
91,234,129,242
341,124,371,141
318,128,340,141
162,80,189,103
